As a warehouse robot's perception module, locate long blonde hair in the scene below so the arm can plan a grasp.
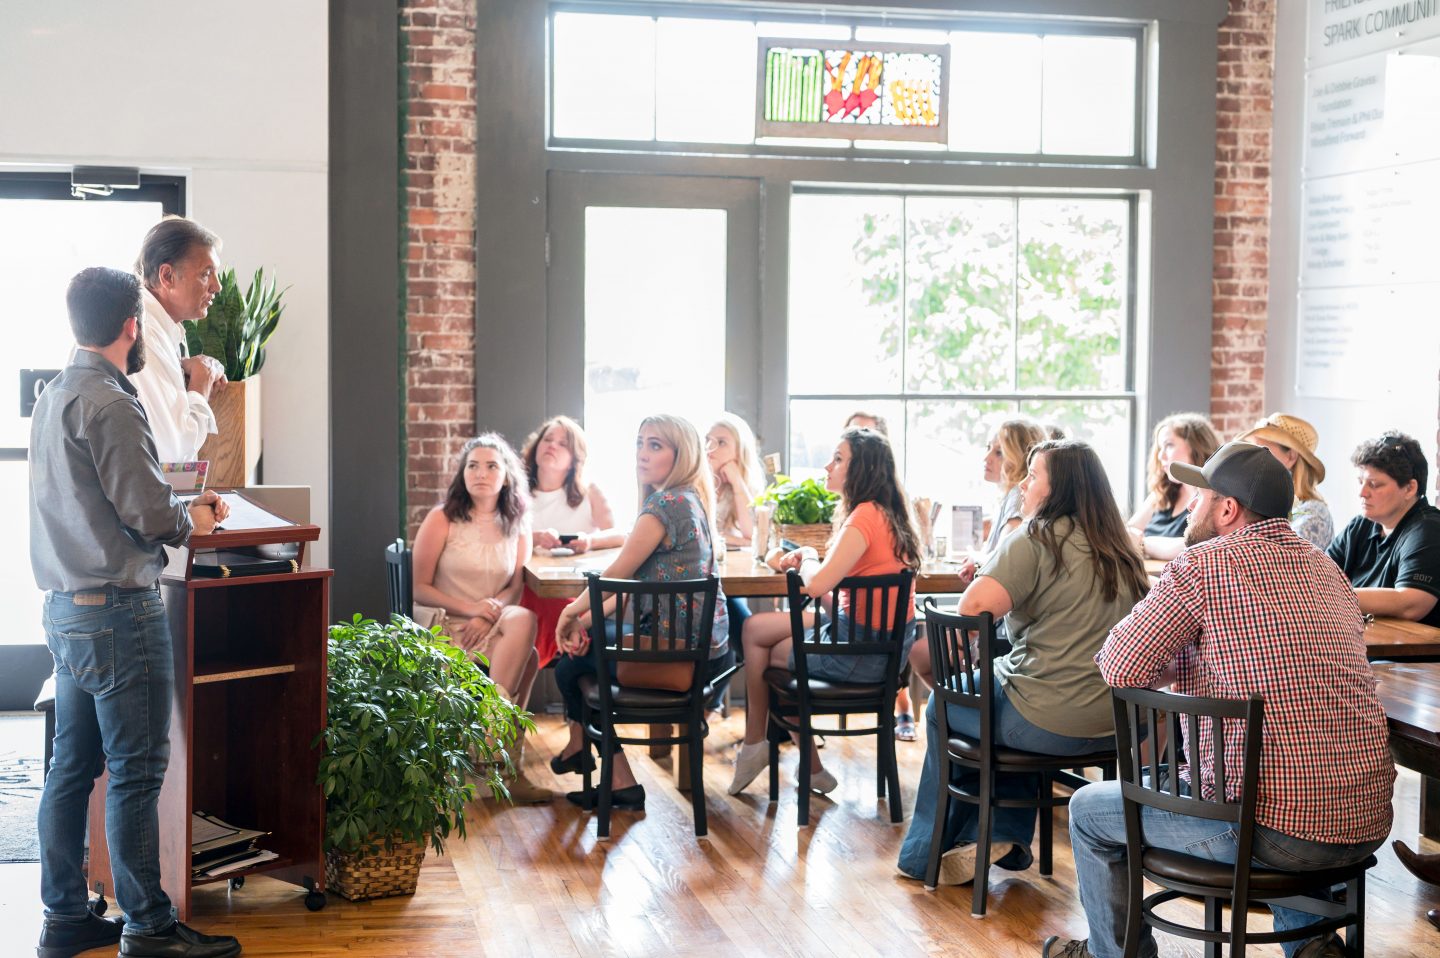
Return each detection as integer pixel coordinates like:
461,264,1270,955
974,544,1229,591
710,412,764,535
1147,413,1222,511
993,418,1048,493
638,414,717,538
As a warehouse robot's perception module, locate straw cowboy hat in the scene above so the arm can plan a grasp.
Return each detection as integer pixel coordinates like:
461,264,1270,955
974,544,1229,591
1237,413,1325,484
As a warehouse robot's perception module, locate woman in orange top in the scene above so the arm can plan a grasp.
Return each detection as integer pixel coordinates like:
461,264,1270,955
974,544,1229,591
727,427,922,797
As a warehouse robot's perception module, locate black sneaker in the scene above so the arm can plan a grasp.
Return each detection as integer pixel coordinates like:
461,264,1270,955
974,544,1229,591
36,911,122,958
119,921,241,958
996,842,1034,871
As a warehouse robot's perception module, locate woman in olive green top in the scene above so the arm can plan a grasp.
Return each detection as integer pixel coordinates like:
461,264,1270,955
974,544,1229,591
897,439,1149,885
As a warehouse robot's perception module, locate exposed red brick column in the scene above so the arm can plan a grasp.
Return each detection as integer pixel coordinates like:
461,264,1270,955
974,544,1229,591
1210,0,1275,437
401,0,479,536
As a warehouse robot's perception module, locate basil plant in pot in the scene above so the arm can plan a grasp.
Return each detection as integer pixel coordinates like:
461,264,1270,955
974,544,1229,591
317,614,531,901
755,475,841,557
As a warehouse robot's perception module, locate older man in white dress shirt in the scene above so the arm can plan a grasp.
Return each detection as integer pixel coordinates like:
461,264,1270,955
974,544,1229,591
131,217,227,462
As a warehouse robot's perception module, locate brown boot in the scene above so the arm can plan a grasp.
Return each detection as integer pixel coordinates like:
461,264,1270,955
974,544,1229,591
502,735,555,804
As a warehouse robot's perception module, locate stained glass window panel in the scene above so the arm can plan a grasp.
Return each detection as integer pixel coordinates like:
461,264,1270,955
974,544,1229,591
759,42,947,140
552,13,655,141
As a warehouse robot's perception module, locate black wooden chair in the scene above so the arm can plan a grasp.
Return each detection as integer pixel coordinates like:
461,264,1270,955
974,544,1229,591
1112,686,1374,957
922,601,1116,916
576,572,729,839
765,568,914,827
384,537,412,619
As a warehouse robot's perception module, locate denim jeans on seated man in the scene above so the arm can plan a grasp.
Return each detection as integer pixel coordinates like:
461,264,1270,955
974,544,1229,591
38,587,177,936
1066,779,1383,958
896,677,1112,879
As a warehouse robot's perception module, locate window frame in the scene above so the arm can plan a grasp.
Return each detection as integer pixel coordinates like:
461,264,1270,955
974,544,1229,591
546,2,1148,167
785,185,1140,497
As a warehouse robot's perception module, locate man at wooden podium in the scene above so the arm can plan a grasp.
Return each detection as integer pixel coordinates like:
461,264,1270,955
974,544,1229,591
130,216,227,463
29,267,238,958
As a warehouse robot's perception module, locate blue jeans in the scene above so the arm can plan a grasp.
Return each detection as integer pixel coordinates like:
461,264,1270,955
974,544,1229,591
38,586,176,936
897,680,1113,879
1068,779,1383,958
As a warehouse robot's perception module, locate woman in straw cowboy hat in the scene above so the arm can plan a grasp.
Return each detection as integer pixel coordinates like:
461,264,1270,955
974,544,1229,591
1236,412,1333,548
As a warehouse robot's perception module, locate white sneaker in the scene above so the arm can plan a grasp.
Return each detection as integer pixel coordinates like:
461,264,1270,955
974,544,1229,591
727,741,770,795
808,768,838,794
937,842,1011,885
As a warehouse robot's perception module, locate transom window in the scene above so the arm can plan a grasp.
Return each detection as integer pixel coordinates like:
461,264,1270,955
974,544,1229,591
550,8,1143,161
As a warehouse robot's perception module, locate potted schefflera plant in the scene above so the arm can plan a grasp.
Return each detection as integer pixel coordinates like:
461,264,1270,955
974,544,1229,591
183,266,285,487
755,475,841,557
317,614,530,901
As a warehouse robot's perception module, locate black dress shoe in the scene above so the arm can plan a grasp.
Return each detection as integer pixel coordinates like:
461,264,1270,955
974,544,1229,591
37,911,123,958
549,749,596,775
120,921,241,958
565,783,646,810
995,842,1034,871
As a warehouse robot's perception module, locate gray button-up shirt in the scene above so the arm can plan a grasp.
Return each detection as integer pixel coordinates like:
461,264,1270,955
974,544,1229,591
29,349,193,592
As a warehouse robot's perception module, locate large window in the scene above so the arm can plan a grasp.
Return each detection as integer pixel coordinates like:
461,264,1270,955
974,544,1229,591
787,191,1135,509
550,10,1142,161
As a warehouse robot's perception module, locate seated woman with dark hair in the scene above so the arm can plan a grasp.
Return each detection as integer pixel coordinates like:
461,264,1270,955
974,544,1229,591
411,433,546,802
728,426,923,797
897,439,1149,885
1328,430,1440,626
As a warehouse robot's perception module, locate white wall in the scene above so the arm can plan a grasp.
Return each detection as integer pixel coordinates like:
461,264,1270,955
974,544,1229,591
0,0,331,563
1268,0,1439,530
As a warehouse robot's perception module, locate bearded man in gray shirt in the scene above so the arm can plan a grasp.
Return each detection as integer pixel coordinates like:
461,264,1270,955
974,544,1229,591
30,267,240,958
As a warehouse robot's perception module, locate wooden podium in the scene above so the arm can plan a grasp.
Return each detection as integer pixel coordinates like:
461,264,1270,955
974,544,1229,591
87,495,331,917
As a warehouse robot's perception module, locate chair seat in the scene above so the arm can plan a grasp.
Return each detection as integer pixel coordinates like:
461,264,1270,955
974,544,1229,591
1142,848,1377,894
581,677,712,710
763,668,885,702
946,734,1115,769
34,675,56,712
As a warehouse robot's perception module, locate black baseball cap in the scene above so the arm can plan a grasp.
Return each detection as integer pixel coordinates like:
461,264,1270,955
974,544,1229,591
1167,441,1294,520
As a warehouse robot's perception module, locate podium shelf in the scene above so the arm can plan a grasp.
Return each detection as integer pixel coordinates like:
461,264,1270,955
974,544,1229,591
194,663,298,685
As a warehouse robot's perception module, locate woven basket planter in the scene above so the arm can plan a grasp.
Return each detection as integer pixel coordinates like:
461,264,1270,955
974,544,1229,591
777,522,834,558
325,838,426,901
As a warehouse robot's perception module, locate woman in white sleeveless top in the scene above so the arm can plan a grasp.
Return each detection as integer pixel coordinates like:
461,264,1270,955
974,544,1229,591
412,433,548,802
519,416,625,667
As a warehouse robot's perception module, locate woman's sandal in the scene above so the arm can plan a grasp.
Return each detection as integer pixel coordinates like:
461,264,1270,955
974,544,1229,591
894,713,917,742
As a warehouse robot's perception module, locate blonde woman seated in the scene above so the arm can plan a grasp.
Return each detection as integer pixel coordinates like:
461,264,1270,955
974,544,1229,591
551,415,734,811
1237,413,1333,548
520,415,625,667
728,426,922,797
706,413,766,704
975,419,1050,562
1127,412,1221,562
412,433,546,802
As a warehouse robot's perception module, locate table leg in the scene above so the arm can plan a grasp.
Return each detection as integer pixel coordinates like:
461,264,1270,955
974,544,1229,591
646,724,690,791
1424,775,1440,841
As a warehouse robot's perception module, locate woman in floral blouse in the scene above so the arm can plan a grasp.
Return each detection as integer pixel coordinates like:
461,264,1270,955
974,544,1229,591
551,414,732,812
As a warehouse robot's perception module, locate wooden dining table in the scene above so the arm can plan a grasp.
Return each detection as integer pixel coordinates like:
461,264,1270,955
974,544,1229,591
524,546,972,599
1373,661,1440,840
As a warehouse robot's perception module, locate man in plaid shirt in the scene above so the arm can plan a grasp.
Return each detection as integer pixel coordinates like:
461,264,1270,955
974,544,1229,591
1043,442,1395,958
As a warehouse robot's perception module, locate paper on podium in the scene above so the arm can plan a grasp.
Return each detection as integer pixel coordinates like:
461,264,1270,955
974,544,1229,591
214,492,296,531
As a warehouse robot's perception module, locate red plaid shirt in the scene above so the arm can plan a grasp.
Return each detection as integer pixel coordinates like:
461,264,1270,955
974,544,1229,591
1097,519,1395,845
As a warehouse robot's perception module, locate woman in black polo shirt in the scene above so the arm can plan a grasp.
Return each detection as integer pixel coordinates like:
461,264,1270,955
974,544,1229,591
1327,431,1440,627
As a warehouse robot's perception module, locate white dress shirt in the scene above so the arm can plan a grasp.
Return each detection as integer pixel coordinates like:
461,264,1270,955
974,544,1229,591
130,289,217,462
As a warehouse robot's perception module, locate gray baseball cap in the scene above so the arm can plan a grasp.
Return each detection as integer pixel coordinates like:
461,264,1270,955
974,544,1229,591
1167,441,1294,520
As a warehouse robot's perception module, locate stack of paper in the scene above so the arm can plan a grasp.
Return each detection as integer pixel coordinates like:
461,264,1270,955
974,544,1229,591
191,812,274,878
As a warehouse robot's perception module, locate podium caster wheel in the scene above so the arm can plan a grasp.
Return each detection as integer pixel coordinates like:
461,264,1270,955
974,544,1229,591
229,876,245,890
304,890,326,911
88,896,107,916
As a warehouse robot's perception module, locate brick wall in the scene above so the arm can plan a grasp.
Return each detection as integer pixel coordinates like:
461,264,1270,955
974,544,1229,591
401,0,479,536
1210,0,1276,437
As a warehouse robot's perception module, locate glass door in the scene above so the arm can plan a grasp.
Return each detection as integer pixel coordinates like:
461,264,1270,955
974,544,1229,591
546,172,760,523
0,174,181,644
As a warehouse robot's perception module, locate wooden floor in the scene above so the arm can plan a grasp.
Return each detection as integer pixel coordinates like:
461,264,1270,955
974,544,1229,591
5,712,1440,957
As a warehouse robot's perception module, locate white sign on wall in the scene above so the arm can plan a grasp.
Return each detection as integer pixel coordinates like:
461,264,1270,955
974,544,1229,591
1297,285,1440,399
1301,160,1440,287
1308,0,1440,67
